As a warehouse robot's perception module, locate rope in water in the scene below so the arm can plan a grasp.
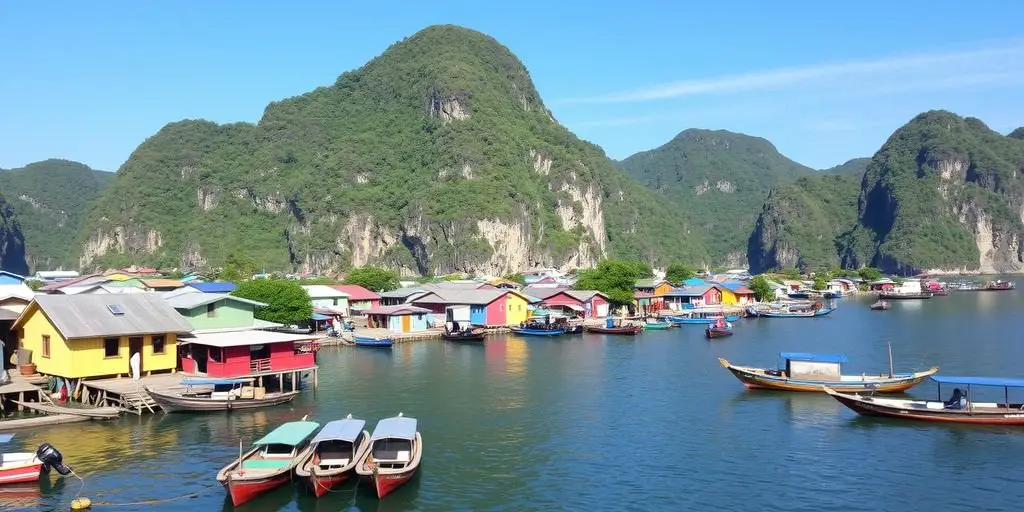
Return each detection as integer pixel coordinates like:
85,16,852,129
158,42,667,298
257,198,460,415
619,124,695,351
67,469,220,509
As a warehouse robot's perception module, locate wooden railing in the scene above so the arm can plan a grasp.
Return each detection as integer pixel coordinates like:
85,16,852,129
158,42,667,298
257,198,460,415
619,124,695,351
250,358,271,373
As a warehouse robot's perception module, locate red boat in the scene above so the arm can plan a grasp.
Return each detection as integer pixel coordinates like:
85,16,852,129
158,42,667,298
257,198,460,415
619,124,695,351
704,319,733,339
980,280,1015,291
0,436,71,485
356,413,422,498
296,415,370,498
825,375,1024,425
584,324,643,335
216,419,319,506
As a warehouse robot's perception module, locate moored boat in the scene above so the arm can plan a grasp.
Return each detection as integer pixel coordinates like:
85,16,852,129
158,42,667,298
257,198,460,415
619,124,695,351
146,378,299,413
980,280,1015,291
216,419,320,506
441,329,486,342
878,291,933,300
509,326,565,337
0,436,72,485
869,300,890,311
356,413,422,499
825,375,1024,425
584,324,643,335
353,336,394,348
748,301,834,318
718,352,938,393
296,414,370,498
643,319,673,330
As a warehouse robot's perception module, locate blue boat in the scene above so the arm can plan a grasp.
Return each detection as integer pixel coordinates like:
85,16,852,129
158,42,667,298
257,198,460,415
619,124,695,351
509,327,566,337
353,336,394,347
667,312,740,325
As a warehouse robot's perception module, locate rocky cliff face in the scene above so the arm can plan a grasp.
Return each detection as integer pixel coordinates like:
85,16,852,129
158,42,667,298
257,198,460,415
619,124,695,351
0,193,28,276
839,111,1024,274
78,25,705,275
619,129,813,265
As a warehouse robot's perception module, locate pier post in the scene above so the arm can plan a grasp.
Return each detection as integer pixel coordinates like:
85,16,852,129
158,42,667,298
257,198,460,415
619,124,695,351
17,392,23,412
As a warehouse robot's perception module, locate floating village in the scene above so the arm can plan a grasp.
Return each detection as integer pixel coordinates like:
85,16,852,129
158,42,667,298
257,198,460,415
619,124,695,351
0,265,1017,508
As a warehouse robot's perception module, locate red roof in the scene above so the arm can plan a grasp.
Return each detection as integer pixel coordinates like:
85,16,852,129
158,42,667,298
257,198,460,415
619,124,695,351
331,284,381,301
732,286,755,295
634,291,654,299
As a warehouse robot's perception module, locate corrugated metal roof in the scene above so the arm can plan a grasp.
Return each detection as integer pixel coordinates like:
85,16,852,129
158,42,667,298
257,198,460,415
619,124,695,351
378,287,427,299
412,289,506,305
0,284,34,302
330,284,380,300
161,289,265,309
564,290,604,302
141,279,184,289
187,282,237,293
24,294,194,339
521,286,566,299
363,305,431,315
179,329,319,348
301,285,349,298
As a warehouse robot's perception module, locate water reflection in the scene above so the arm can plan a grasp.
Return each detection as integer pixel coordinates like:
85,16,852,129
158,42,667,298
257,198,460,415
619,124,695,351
503,338,528,376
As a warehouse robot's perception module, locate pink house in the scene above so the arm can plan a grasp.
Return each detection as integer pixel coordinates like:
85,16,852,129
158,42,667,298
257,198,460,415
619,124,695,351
541,290,611,318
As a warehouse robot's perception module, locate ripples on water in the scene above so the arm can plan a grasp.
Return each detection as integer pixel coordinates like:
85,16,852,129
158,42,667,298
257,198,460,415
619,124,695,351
9,291,1024,511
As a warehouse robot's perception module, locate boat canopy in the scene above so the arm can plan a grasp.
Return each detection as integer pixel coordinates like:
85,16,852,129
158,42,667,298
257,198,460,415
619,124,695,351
254,420,321,446
371,416,418,441
181,378,253,386
311,418,366,443
779,353,848,367
0,433,14,444
930,376,1024,388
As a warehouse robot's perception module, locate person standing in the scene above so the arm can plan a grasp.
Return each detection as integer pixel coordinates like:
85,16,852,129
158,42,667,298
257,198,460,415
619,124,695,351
130,350,141,380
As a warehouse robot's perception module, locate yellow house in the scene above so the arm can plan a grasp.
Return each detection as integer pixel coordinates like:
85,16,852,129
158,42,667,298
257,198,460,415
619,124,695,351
13,294,194,379
719,286,739,305
504,290,530,326
653,281,675,297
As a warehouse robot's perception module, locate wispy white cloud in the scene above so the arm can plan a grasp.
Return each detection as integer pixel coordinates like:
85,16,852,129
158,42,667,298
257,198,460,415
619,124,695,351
560,40,1024,104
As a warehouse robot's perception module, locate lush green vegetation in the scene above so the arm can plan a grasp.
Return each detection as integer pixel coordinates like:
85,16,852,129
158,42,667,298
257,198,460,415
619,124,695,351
664,263,694,285
232,279,313,325
574,260,643,305
0,159,112,270
747,173,861,273
619,129,813,263
0,192,28,275
820,157,870,176
344,266,400,292
78,25,707,275
747,275,775,302
841,111,1024,273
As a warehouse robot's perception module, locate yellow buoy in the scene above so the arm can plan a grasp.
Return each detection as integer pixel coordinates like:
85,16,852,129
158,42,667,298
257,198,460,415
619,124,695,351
70,497,92,510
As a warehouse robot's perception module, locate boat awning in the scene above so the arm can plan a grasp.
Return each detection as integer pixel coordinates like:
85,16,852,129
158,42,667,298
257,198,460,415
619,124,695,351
0,433,14,444
779,353,847,368
371,416,417,441
254,420,321,446
179,329,321,348
181,378,253,386
311,313,332,321
311,418,366,443
930,376,1024,388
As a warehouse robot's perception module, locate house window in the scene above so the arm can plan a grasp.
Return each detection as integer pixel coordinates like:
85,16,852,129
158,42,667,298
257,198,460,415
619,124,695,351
104,338,120,358
42,335,50,358
152,335,165,354
207,303,217,318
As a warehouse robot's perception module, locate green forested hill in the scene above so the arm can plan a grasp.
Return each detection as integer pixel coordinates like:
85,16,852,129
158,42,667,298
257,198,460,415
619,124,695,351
618,129,813,265
0,159,112,270
747,173,861,273
821,157,870,176
0,192,28,275
78,25,707,275
839,111,1024,273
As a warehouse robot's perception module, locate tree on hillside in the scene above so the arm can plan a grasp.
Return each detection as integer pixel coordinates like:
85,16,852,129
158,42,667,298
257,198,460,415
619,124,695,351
345,266,400,292
575,260,643,306
664,263,694,286
748,275,775,302
218,252,258,283
857,267,883,282
630,262,654,279
232,279,312,325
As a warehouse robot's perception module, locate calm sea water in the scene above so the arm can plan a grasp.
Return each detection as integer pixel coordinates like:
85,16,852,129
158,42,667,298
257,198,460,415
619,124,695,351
7,289,1024,511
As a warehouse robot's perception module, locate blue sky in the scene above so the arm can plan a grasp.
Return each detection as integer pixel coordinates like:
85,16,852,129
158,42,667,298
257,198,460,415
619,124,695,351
3,1,1023,171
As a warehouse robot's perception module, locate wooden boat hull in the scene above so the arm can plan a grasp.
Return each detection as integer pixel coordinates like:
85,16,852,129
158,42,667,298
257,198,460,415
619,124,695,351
0,460,42,485
825,387,1024,425
509,327,565,336
719,359,938,393
366,468,416,498
441,333,485,342
705,328,733,339
225,472,292,506
584,326,642,335
643,322,672,330
146,387,299,413
354,337,393,347
309,471,351,497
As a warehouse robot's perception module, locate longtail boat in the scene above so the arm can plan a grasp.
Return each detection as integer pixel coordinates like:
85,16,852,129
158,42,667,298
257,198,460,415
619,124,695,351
980,280,1015,291
878,291,933,300
584,324,643,335
826,375,1024,425
643,320,673,330
296,414,370,498
869,300,890,311
356,413,422,499
146,378,298,413
441,329,486,342
705,326,733,339
718,351,937,393
509,326,565,337
747,302,834,318
217,419,320,506
353,336,394,348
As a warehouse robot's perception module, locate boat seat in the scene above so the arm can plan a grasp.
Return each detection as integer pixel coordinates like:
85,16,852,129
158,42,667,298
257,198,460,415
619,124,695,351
373,450,410,463
319,458,350,468
925,402,945,410
241,459,291,470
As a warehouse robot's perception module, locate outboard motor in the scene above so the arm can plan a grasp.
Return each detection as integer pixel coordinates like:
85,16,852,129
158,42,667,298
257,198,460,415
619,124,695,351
36,443,72,475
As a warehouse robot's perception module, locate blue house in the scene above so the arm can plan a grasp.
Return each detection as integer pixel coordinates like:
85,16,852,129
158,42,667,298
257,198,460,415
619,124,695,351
0,271,26,285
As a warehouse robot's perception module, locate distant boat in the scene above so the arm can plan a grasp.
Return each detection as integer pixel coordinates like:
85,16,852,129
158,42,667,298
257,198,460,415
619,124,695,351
584,324,643,335
353,336,394,348
509,326,565,337
146,378,298,413
825,375,1024,425
296,414,370,498
980,280,1015,291
869,300,890,311
441,329,486,343
704,322,733,339
823,290,843,299
719,352,937,393
748,302,834,317
355,413,422,499
217,419,320,506
878,291,933,300
787,291,812,299
643,320,673,330
667,310,739,325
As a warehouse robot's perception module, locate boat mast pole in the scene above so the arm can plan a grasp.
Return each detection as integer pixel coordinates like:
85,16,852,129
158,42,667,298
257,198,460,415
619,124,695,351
887,342,894,378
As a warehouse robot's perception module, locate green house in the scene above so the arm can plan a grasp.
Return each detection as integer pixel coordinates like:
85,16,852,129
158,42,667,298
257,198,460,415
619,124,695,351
161,288,276,332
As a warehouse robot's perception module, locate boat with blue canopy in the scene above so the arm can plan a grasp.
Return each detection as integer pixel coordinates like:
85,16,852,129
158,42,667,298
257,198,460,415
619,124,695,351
719,350,937,393
296,414,371,497
826,375,1024,425
353,336,394,348
666,309,740,325
356,413,423,498
217,419,320,506
146,377,299,413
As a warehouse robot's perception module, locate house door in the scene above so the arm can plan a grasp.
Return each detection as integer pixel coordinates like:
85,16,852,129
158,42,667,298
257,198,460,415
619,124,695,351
401,315,411,333
128,337,144,375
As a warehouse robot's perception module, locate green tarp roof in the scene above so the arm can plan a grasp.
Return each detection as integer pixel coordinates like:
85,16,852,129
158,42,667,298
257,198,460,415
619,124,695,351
254,420,320,446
